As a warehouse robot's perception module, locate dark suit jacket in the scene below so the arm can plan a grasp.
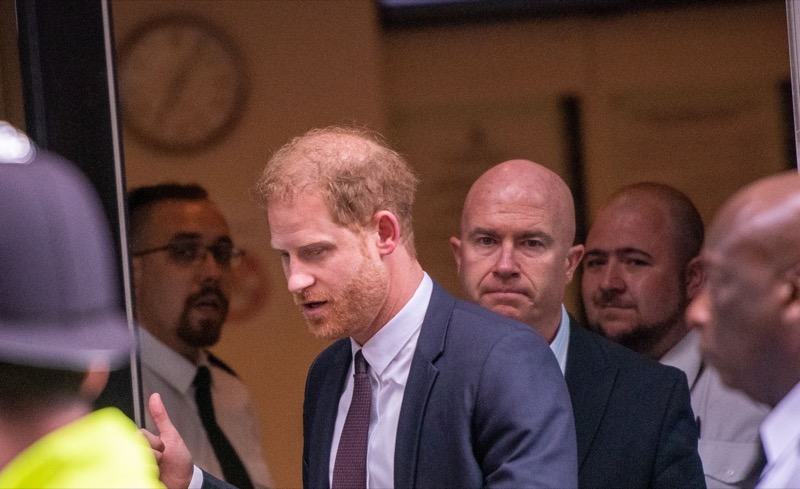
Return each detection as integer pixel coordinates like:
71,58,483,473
200,473,238,489
303,282,578,489
565,317,706,489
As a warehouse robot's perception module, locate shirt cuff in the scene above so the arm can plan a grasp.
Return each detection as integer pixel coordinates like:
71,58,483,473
187,465,203,489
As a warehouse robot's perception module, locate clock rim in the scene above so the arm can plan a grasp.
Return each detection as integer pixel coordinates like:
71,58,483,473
116,12,248,154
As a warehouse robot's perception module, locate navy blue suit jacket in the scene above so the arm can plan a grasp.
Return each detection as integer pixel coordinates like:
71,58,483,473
303,282,578,489
565,317,705,489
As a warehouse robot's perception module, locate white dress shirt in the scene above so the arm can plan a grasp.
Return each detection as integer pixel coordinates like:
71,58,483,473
758,381,800,489
548,305,571,375
139,328,273,489
329,273,433,489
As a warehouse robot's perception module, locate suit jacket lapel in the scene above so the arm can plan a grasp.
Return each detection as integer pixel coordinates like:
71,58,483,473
565,317,617,469
393,282,449,489
308,341,352,489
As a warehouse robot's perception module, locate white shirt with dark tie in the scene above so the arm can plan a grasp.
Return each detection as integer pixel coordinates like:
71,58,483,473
329,273,432,489
139,328,273,489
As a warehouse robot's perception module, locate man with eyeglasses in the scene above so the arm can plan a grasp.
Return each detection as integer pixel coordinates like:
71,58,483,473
128,183,272,489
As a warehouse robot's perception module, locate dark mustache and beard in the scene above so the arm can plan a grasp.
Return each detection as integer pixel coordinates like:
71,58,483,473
176,284,229,348
592,295,689,358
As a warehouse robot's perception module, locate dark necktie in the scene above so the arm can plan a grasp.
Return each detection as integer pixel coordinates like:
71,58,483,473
193,366,254,489
332,350,372,489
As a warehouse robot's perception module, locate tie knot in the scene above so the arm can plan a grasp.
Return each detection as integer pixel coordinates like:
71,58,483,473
194,365,212,390
354,350,369,375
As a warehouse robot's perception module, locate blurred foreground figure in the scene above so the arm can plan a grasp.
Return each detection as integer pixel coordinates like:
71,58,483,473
687,172,800,489
0,122,162,488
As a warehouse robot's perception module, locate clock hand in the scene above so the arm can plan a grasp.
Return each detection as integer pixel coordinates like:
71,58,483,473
154,36,206,127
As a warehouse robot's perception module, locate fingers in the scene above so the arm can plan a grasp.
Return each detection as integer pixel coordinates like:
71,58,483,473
148,392,176,436
145,393,194,489
140,428,165,452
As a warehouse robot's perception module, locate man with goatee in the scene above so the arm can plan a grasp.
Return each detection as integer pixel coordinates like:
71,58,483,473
129,184,272,489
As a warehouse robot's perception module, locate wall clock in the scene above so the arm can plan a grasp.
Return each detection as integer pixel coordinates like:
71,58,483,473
117,13,247,153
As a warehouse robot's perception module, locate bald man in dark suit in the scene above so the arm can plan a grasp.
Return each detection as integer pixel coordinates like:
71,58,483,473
452,159,705,489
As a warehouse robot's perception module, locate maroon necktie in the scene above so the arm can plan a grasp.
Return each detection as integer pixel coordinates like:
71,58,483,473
332,350,371,489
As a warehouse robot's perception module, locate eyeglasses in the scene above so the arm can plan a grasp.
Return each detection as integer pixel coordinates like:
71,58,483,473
133,238,244,268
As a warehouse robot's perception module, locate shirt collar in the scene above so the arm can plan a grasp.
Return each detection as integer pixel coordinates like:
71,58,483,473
139,327,207,394
660,329,703,387
549,305,570,375
760,380,800,464
351,273,433,377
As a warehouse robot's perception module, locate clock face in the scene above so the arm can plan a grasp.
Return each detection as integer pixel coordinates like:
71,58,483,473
117,14,247,153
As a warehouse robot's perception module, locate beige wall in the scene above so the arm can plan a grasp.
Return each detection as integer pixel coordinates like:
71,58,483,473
113,2,791,488
385,2,790,305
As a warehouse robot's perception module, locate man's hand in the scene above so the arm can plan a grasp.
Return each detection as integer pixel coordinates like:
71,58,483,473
141,393,194,489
